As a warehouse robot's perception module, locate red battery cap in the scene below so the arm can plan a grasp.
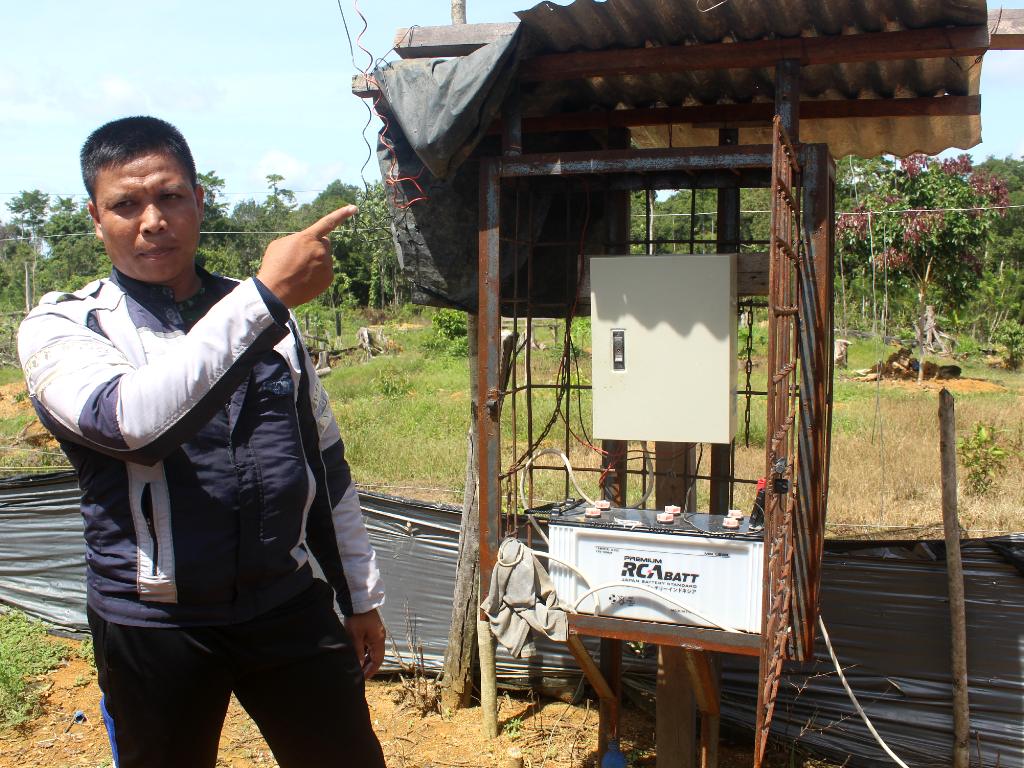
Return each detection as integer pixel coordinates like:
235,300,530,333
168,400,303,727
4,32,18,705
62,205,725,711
664,505,681,516
596,500,612,510
585,507,602,518
727,509,744,519
656,511,676,524
722,517,741,529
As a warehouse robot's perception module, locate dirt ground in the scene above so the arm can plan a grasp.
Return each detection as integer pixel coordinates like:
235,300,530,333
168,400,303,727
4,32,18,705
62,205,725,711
852,376,1007,394
0,382,28,420
0,652,839,768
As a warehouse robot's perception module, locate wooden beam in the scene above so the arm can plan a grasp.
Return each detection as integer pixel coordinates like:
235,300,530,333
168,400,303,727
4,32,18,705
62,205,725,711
499,145,775,179
393,22,520,58
565,634,616,703
482,96,981,133
738,252,769,297
351,73,377,99
684,652,723,768
519,26,990,82
569,614,761,656
682,651,721,716
990,8,1024,50
388,13,1018,60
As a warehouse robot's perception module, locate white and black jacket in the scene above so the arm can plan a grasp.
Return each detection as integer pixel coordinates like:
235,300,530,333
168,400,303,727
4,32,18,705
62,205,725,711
19,268,384,627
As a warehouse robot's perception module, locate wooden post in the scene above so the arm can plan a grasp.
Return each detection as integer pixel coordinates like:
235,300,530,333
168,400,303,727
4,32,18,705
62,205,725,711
939,389,970,768
656,442,698,768
451,0,466,25
440,313,480,710
657,646,696,768
478,616,498,738
439,0,484,690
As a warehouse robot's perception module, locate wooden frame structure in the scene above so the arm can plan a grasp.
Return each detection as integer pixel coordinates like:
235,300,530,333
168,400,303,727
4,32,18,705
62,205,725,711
475,68,833,766
358,6,1022,766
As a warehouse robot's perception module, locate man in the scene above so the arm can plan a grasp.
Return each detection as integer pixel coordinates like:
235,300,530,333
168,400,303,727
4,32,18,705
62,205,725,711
18,116,387,768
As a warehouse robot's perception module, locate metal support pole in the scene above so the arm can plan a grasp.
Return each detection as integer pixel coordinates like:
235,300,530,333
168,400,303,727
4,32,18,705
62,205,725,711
792,143,834,659
775,59,801,140
710,128,740,515
477,158,502,740
599,439,626,758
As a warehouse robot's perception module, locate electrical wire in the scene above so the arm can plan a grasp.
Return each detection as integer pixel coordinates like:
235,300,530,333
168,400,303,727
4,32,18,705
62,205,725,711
518,447,655,513
571,582,741,634
519,448,598,508
818,616,911,768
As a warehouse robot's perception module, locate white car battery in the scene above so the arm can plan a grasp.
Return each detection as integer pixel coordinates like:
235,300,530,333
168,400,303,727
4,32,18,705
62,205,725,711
546,504,763,633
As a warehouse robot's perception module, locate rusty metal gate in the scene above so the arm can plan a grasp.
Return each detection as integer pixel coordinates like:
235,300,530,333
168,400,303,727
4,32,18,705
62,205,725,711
755,116,802,768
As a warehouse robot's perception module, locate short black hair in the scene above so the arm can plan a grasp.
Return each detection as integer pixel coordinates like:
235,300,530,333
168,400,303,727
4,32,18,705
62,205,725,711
81,116,197,201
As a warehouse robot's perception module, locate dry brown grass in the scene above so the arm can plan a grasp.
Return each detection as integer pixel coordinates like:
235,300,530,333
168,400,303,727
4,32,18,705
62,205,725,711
822,383,1024,538
2,331,1021,540
506,353,1024,539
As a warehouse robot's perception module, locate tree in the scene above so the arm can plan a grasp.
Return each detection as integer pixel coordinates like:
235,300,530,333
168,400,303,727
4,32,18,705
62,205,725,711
837,154,1009,380
37,197,106,293
973,156,1024,331
6,190,51,311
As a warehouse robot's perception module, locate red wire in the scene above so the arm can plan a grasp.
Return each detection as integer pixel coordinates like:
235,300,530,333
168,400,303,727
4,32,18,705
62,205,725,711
353,0,429,210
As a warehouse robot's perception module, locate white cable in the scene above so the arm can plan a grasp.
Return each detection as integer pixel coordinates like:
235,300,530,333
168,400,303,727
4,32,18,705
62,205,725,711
818,616,911,768
496,539,601,613
525,513,550,546
520,448,597,508
518,446,655,514
571,582,741,634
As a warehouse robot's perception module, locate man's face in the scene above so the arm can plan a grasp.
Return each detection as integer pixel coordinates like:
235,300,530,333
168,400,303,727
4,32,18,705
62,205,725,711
87,152,204,300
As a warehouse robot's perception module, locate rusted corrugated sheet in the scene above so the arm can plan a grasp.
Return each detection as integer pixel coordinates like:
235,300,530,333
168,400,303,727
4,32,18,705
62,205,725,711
513,0,986,157
515,0,987,50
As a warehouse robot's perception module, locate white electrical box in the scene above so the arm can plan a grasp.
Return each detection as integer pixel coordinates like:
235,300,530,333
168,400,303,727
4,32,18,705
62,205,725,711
548,506,763,633
590,254,737,444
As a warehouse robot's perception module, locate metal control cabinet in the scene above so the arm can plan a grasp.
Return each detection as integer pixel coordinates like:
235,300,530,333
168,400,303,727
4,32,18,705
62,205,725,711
590,254,737,444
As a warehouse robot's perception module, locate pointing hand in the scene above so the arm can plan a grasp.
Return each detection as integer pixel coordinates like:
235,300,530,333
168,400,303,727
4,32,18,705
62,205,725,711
256,205,358,308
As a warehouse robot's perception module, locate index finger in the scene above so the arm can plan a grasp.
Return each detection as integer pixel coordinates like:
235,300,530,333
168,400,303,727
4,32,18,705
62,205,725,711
305,204,358,237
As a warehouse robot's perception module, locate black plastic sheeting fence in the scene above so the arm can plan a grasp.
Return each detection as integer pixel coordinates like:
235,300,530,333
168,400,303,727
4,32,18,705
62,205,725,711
1,471,1021,767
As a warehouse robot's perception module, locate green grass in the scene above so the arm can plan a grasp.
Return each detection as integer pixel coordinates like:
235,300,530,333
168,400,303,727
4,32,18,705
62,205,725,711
0,368,24,387
0,609,69,729
1,310,1022,534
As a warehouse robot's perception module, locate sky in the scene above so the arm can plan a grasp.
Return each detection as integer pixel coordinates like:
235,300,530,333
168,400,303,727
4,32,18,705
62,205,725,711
2,0,1023,216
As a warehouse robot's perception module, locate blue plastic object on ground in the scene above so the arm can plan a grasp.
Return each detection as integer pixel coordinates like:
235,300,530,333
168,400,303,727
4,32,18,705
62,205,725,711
600,737,628,768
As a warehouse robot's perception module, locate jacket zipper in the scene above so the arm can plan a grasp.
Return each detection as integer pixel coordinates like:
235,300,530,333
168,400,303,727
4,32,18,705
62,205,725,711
141,483,158,577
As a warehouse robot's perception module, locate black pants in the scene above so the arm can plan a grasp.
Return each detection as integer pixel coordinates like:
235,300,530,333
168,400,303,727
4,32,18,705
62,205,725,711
87,581,386,768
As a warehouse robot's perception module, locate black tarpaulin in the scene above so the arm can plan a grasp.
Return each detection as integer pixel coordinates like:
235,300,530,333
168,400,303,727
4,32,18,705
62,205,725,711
372,31,608,314
2,471,1021,767
374,31,521,181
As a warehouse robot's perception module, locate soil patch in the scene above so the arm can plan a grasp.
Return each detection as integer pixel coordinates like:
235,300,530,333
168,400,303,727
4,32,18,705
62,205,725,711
0,650,838,768
0,382,30,420
862,377,1006,394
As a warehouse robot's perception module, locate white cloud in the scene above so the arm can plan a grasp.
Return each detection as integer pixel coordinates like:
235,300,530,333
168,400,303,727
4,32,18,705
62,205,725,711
982,51,1024,85
97,76,149,114
252,150,310,188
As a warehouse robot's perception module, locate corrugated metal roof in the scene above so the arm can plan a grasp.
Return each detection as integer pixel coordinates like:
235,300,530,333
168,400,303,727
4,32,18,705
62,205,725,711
512,0,987,157
515,0,987,50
